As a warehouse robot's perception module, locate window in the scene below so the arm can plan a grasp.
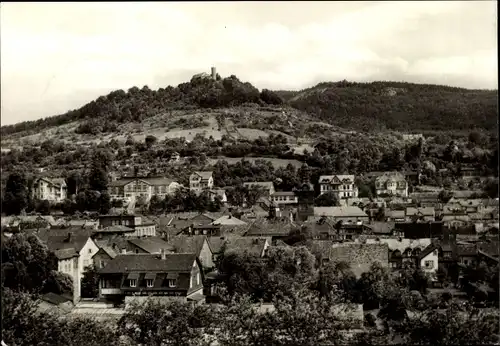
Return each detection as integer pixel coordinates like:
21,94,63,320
146,279,154,288
88,248,92,254
196,273,200,285
424,260,434,269
168,279,176,288
129,279,137,287
100,260,105,268
135,249,139,254
84,259,89,267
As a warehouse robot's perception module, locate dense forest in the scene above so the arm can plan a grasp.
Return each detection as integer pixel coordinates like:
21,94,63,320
1,75,497,137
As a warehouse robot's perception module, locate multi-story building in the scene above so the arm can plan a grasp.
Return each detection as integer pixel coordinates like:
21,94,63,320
32,177,68,202
109,176,182,202
97,215,157,237
271,191,298,205
34,228,99,304
189,171,214,193
243,181,276,196
318,175,358,199
97,252,204,305
375,172,408,197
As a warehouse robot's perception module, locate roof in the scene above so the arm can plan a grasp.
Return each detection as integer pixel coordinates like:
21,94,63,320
272,191,296,196
54,248,79,260
41,292,72,305
387,210,406,219
36,177,67,187
192,171,213,180
96,225,135,233
374,172,406,183
98,253,198,274
212,215,247,226
245,218,296,237
406,207,435,217
318,175,355,184
313,206,368,218
457,243,477,256
367,238,432,252
109,177,176,187
367,222,395,234
419,243,439,260
224,237,269,256
100,246,118,259
168,235,207,255
243,181,275,190
35,227,93,255
128,237,174,254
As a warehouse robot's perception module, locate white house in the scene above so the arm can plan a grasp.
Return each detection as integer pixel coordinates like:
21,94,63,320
418,244,439,280
318,175,358,199
271,191,298,205
243,182,276,196
189,171,214,193
109,177,182,202
36,228,99,304
375,172,408,197
32,177,68,202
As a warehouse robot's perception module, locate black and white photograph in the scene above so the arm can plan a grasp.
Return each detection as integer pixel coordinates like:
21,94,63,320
1,1,498,345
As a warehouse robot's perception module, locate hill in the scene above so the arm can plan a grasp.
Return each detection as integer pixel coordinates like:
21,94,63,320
1,74,497,142
283,80,498,133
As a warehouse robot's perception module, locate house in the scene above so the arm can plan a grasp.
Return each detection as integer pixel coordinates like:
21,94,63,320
445,198,484,214
168,235,214,269
189,171,214,193
245,217,297,243
365,222,396,237
3,215,57,230
418,244,439,279
127,237,174,254
34,227,99,304
92,246,118,269
374,172,408,198
318,175,358,199
405,207,436,222
98,215,156,237
271,191,298,205
97,252,204,305
408,192,441,207
211,215,247,226
208,189,228,204
386,209,406,222
294,183,316,222
309,241,389,277
456,243,479,267
179,224,222,237
313,206,369,223
221,237,270,257
170,152,181,162
303,216,338,240
109,176,182,202
32,177,68,202
243,181,276,196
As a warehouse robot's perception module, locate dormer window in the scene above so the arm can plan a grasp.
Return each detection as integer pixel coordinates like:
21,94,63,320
146,279,154,288
168,279,176,288
129,279,137,287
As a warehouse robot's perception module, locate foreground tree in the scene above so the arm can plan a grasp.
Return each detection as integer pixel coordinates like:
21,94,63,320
2,171,29,215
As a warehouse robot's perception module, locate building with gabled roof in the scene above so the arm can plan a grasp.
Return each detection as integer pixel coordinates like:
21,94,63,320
313,206,369,223
109,176,182,202
189,171,214,193
318,174,358,199
32,177,68,202
374,172,408,198
167,235,214,269
97,252,204,305
243,181,276,196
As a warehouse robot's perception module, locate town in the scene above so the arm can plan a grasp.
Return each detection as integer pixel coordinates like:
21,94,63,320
1,2,498,345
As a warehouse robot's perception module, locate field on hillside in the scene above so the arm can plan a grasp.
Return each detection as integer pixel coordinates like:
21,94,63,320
207,156,304,168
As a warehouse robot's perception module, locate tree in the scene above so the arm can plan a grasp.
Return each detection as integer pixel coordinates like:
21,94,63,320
118,297,212,346
438,190,453,203
3,171,29,215
317,261,357,300
145,134,158,148
2,287,121,346
81,265,99,298
1,233,67,294
315,191,340,206
98,192,111,214
399,301,499,345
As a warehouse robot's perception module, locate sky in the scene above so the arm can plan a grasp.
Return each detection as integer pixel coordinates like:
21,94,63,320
1,1,497,125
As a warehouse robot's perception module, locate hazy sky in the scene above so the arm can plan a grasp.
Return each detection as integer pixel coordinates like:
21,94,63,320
1,1,497,125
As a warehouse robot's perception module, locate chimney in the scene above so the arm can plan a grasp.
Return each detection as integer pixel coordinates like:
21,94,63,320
160,248,166,260
211,66,216,80
66,232,72,242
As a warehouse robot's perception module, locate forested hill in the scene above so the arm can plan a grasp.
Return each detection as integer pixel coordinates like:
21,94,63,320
279,80,498,133
2,75,497,137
